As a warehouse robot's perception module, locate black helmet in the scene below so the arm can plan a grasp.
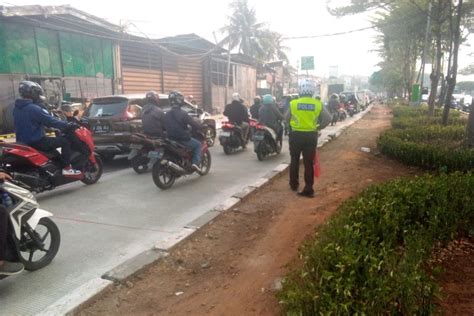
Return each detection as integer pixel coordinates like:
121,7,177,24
145,91,160,105
19,80,44,102
168,90,184,107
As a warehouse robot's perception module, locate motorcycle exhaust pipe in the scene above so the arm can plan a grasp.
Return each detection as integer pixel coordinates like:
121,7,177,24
11,172,44,191
161,160,186,175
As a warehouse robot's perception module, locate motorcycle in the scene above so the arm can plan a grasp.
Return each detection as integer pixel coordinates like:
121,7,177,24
0,127,103,193
128,124,215,175
219,121,250,154
151,134,211,190
0,178,60,278
128,133,162,174
253,123,281,161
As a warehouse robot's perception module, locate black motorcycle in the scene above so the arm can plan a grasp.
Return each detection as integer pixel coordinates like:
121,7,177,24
253,123,281,161
219,121,249,154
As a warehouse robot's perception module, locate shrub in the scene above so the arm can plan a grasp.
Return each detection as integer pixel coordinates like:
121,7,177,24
278,173,474,315
378,106,472,172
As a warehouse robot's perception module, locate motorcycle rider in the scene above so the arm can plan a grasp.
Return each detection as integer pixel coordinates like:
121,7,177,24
258,94,285,146
0,171,24,275
142,91,165,138
164,91,203,173
287,79,331,197
250,96,262,119
13,81,81,176
327,94,340,126
224,93,250,146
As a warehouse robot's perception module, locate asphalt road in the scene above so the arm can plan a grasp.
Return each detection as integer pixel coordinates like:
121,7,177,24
0,112,368,315
0,135,292,315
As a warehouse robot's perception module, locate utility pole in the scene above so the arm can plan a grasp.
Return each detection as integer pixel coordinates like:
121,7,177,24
225,42,232,105
419,0,432,103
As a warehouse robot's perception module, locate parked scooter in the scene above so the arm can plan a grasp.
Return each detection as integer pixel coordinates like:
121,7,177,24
151,133,211,190
253,123,281,161
0,126,103,193
219,121,250,154
0,178,60,278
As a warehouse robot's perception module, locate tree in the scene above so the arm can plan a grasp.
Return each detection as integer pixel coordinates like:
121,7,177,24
221,0,285,62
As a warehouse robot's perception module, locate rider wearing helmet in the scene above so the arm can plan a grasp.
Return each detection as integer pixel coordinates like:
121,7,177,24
258,94,285,145
142,91,165,138
328,94,340,126
223,92,250,145
13,81,81,176
164,91,203,173
249,96,262,119
287,79,331,197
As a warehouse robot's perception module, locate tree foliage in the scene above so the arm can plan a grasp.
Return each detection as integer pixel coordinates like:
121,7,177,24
221,0,288,63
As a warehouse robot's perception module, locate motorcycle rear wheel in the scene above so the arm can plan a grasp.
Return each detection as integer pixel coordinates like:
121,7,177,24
152,164,176,190
131,155,150,174
256,143,267,161
20,217,61,271
223,145,233,155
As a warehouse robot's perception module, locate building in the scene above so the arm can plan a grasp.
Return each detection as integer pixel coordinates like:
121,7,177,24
0,5,121,132
0,5,258,132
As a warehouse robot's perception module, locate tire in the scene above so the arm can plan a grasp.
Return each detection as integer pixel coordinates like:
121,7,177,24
20,217,61,271
131,155,149,174
256,143,267,161
223,145,233,155
152,163,176,190
81,154,103,185
200,150,211,176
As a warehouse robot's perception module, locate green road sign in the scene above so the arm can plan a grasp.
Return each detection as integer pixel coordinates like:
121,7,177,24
411,84,420,102
301,56,314,71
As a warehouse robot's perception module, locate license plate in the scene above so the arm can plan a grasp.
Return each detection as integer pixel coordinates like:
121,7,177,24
93,124,110,133
253,134,264,141
129,144,143,150
148,149,164,159
220,131,231,137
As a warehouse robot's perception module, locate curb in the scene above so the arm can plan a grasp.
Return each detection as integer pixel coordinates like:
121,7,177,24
45,105,375,315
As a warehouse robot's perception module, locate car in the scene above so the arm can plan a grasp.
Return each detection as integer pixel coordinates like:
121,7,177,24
83,94,216,161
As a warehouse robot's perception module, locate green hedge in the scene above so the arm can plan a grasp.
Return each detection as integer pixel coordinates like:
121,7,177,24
278,173,474,315
378,106,473,172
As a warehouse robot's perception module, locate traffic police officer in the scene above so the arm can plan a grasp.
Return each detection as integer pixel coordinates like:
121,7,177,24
287,79,331,197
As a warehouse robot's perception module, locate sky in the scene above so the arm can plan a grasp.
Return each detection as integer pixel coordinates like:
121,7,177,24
4,0,474,80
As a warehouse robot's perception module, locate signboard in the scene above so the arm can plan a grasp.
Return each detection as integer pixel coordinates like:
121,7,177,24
411,84,420,102
301,56,314,71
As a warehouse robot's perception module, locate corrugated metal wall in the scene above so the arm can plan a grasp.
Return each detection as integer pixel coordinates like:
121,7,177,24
120,41,203,105
120,41,163,94
162,55,203,105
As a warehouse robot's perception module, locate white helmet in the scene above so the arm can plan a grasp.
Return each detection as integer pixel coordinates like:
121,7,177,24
232,92,241,101
298,79,316,96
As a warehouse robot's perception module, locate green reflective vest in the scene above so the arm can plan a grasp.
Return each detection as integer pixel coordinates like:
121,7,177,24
289,97,323,132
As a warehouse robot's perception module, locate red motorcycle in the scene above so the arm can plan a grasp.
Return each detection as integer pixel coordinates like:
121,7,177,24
151,135,211,190
0,127,103,193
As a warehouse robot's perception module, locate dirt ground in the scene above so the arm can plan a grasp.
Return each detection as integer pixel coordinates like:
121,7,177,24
79,104,472,315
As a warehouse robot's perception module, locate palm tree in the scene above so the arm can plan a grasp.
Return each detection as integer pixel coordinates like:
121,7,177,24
221,0,287,62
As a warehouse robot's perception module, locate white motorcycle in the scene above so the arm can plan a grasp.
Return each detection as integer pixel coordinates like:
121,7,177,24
0,179,60,278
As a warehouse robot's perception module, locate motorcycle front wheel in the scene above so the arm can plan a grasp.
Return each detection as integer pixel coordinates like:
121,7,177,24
152,164,176,190
200,150,212,176
82,154,103,185
131,155,150,174
20,217,61,271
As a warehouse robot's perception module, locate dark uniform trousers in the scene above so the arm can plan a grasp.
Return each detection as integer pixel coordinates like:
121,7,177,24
289,131,318,193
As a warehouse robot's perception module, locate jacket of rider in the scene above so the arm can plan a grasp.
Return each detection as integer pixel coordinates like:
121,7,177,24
13,99,68,144
164,107,202,142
